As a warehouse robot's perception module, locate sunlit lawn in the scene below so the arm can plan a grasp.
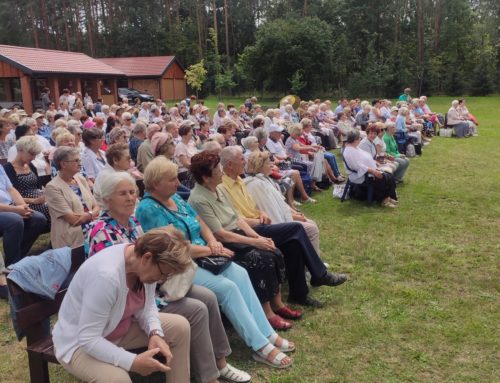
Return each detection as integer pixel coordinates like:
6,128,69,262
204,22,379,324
1,96,498,382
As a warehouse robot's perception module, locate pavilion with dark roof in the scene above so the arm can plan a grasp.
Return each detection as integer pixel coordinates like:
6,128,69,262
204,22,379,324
98,56,186,101
0,44,124,113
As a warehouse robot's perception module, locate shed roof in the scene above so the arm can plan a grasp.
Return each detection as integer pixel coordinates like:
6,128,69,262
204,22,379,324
0,44,124,76
98,56,179,77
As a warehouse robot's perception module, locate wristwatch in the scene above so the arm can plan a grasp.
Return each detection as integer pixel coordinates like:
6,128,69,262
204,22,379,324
148,329,163,338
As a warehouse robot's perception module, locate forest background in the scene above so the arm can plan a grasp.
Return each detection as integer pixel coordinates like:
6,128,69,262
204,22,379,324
0,0,498,99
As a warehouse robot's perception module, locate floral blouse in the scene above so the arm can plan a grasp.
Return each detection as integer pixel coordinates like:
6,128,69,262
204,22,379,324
85,211,144,257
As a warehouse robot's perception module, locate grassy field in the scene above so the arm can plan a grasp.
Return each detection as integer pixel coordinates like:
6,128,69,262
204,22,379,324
1,96,499,382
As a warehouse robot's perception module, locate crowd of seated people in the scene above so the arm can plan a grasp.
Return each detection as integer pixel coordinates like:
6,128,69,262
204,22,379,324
0,90,475,381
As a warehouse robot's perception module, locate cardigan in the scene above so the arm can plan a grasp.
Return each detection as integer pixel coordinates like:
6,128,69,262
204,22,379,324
45,173,97,248
3,162,41,190
52,243,163,370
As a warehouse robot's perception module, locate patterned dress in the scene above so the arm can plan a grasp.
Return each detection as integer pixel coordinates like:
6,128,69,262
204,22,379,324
85,211,144,257
16,171,50,222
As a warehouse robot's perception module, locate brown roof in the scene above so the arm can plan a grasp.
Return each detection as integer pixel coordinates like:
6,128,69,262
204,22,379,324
0,44,123,76
98,56,178,77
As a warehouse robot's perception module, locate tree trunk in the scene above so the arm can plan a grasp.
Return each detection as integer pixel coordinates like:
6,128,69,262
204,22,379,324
433,0,441,53
213,0,218,54
29,5,40,48
416,0,425,95
223,0,230,68
196,0,204,58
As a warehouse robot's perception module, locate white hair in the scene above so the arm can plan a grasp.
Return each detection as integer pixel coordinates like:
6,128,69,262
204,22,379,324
98,171,136,209
220,145,243,167
15,136,42,154
451,100,459,107
399,107,409,116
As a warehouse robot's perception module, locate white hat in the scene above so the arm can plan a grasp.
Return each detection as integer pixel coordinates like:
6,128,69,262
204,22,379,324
268,123,283,133
32,112,44,120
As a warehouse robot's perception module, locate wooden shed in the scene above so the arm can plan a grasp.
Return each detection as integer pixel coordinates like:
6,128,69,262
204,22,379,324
98,56,186,101
0,44,123,114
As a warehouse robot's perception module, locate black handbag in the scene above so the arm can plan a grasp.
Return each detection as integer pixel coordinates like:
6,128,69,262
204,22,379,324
194,255,232,275
143,195,232,275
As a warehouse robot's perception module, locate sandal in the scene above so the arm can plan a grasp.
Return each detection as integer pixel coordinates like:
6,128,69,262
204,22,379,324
268,315,293,330
268,333,296,352
275,306,303,320
218,363,251,383
252,343,293,369
312,185,323,192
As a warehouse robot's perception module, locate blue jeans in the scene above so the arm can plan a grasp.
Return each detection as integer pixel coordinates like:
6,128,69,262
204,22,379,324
324,151,341,176
193,263,274,351
0,211,47,267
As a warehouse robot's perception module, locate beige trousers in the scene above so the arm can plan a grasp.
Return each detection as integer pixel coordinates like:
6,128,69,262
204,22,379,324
299,219,321,255
59,313,190,383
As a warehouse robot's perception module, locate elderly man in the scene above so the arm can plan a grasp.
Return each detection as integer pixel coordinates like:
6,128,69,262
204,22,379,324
218,146,347,308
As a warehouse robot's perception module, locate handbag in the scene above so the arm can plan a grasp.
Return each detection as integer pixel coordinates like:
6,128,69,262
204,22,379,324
159,261,197,302
194,255,232,275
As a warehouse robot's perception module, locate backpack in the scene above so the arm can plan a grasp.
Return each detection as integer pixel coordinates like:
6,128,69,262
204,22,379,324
406,143,416,157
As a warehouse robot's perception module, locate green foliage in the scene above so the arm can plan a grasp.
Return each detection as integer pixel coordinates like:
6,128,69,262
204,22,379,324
214,69,236,96
288,70,307,96
185,60,208,96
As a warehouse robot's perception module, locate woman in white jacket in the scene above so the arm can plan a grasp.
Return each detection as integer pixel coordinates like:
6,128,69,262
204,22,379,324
52,227,192,383
244,151,321,255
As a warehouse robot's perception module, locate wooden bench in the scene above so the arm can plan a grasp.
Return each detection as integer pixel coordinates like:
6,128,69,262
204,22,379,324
7,246,165,383
6,246,86,383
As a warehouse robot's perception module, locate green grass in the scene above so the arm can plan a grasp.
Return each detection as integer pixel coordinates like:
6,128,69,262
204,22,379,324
1,96,499,382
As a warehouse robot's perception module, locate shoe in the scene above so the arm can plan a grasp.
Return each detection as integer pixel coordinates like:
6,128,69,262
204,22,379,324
381,200,397,208
304,197,316,204
275,305,303,320
389,198,399,204
335,175,346,183
288,295,324,308
292,200,302,207
310,272,348,287
268,315,293,330
252,343,293,369
219,363,251,383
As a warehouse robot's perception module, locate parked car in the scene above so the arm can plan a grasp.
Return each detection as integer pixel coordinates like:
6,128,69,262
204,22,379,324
117,88,155,102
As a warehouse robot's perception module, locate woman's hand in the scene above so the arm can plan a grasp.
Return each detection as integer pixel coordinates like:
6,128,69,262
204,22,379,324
252,236,276,251
149,334,173,366
292,212,306,222
207,240,224,255
12,204,33,218
131,347,171,376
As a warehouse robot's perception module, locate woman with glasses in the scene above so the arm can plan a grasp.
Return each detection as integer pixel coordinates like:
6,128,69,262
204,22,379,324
45,146,99,248
81,127,107,182
53,228,192,383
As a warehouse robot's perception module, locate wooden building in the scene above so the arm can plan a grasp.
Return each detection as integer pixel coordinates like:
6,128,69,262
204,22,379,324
0,44,123,114
98,56,186,101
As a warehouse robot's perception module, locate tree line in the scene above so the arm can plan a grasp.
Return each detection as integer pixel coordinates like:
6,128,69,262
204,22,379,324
0,0,498,98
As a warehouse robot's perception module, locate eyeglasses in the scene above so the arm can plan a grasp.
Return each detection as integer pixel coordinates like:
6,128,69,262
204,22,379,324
156,263,172,280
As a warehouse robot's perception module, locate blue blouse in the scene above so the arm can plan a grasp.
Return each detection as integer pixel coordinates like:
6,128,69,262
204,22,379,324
136,192,206,246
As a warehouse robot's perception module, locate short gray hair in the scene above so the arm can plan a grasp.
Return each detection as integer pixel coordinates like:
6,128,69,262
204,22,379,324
252,127,268,142
201,140,222,153
99,171,136,209
53,146,80,170
16,136,42,154
220,146,243,167
398,107,408,116
346,130,361,143
132,120,147,135
241,135,258,150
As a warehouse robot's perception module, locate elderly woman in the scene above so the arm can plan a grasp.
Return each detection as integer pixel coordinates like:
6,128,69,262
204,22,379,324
53,228,192,383
244,151,322,255
241,135,259,160
447,100,470,138
285,123,325,191
396,107,422,148
301,118,345,183
87,171,250,383
383,123,410,182
0,163,47,267
93,143,141,205
457,99,478,136
81,127,107,181
175,121,199,188
3,136,50,223
187,152,297,329
45,146,100,248
108,127,128,145
136,156,294,368
343,130,398,208
8,122,52,178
